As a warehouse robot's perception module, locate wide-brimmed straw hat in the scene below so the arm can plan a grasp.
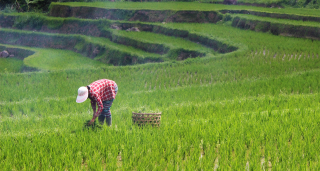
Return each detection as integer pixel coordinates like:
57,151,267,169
76,86,88,103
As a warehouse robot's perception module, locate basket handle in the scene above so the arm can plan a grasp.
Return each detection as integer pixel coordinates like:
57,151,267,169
132,112,161,115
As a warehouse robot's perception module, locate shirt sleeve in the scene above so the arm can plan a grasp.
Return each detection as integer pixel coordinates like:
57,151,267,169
112,82,117,99
90,100,96,113
94,96,104,117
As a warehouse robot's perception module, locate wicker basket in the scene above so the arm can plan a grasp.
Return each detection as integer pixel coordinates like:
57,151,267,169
132,112,161,127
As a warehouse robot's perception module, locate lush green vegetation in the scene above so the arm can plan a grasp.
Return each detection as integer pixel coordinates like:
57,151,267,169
2,49,320,169
226,14,320,38
51,2,320,16
0,44,107,71
24,47,108,71
2,0,319,14
1,1,320,170
0,12,226,64
0,57,23,73
230,14,320,27
109,28,217,57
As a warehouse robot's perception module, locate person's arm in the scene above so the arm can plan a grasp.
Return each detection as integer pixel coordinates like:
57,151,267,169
90,100,96,115
89,97,103,125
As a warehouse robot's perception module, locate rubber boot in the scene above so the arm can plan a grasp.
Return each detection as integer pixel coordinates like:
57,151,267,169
106,116,112,126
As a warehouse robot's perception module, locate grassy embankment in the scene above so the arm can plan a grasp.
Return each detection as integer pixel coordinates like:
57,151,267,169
0,12,223,66
51,2,320,16
229,14,320,27
225,14,320,39
0,44,107,72
3,2,320,70
48,2,320,40
0,27,164,66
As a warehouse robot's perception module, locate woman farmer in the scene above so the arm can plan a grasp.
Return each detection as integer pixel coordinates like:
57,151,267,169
76,79,118,126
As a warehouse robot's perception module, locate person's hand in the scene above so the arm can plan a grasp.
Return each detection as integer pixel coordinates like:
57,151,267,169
88,119,94,126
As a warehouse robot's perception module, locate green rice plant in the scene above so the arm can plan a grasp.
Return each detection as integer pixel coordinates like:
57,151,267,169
24,47,108,71
50,2,320,16
0,58,23,73
83,120,103,130
232,13,320,27
109,28,217,56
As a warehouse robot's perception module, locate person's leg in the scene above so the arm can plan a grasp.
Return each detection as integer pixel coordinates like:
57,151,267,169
106,116,112,126
98,114,106,125
107,83,117,126
102,100,114,126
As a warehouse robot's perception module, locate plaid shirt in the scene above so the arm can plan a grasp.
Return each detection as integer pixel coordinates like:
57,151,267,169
89,79,117,116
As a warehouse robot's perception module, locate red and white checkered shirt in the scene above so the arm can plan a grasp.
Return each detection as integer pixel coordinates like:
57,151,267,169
89,79,117,116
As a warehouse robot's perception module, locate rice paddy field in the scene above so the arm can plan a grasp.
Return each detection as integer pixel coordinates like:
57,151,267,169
1,1,320,170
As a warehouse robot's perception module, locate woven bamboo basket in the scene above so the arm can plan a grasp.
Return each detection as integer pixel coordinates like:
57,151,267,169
132,112,161,127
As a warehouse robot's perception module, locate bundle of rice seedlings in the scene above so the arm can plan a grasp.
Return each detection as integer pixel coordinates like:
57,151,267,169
83,120,103,130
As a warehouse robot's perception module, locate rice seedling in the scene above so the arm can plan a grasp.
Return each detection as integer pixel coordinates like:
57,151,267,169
83,120,103,130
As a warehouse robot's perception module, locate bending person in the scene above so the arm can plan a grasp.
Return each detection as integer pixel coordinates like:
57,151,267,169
76,79,118,126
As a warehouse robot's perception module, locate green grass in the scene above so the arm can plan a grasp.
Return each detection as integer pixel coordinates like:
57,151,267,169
237,0,281,3
0,44,107,72
0,58,23,73
2,67,320,169
0,28,164,66
83,36,162,58
0,15,223,63
24,48,108,71
0,44,32,73
1,23,320,100
161,22,320,53
195,0,282,3
231,13,320,27
51,2,320,16
0,12,218,59
110,28,217,56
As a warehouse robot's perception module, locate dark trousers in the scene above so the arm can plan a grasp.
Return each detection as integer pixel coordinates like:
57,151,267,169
98,100,113,126
98,115,112,126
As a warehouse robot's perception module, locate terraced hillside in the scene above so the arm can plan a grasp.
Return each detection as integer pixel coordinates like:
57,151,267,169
0,10,233,68
1,2,320,170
